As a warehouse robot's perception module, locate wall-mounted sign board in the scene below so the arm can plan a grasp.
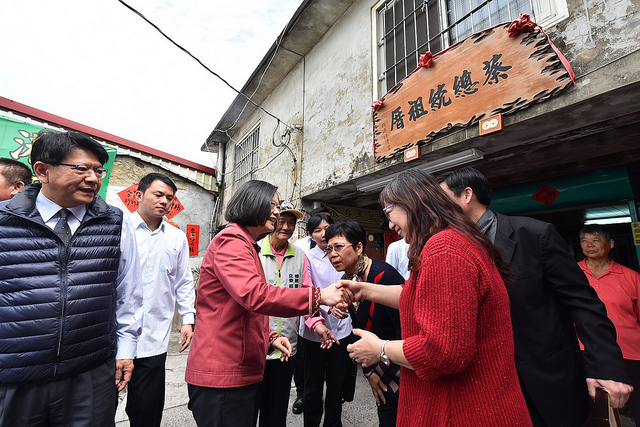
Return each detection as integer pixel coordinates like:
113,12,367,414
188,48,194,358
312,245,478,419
373,19,574,162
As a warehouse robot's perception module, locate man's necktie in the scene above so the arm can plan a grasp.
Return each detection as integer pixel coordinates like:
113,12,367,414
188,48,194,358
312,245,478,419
54,208,72,247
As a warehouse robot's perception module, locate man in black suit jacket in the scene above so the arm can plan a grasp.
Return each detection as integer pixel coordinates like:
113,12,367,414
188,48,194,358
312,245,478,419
438,167,633,427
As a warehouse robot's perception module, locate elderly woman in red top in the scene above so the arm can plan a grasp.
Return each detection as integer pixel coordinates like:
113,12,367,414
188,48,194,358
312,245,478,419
185,180,346,427
340,170,532,426
578,224,640,425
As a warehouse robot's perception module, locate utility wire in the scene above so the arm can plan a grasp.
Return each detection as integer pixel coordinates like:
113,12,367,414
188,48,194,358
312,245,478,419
117,0,293,128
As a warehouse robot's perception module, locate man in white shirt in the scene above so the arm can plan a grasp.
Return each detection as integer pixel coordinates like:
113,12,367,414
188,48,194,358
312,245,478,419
126,172,196,427
385,238,410,280
0,130,143,425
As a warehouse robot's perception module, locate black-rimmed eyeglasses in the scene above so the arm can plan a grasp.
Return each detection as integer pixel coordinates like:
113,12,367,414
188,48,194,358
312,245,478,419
52,163,108,178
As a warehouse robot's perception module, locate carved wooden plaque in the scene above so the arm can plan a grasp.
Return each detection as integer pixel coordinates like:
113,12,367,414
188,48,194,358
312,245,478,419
373,23,574,162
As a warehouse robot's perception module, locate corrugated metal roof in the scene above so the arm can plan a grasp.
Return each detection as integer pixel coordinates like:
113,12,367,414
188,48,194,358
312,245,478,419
112,146,217,192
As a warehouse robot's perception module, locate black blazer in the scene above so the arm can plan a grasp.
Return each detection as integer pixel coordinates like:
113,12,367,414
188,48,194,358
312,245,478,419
494,213,629,427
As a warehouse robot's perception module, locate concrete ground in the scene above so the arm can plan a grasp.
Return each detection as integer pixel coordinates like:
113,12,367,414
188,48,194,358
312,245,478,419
115,331,378,426
116,331,635,426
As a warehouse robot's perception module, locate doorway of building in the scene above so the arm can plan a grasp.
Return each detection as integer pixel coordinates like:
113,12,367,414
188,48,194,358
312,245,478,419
529,203,639,271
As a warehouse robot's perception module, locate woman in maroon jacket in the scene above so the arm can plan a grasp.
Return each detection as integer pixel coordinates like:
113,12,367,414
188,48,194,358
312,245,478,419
185,180,345,427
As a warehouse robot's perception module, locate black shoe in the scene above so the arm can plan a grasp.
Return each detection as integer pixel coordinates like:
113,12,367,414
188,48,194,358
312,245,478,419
292,396,304,414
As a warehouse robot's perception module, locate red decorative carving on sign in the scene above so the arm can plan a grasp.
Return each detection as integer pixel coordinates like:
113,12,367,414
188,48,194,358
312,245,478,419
117,183,185,218
532,184,560,205
187,224,200,256
404,146,421,162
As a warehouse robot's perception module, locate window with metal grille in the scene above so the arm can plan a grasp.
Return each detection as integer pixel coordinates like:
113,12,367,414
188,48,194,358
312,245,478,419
374,0,567,95
233,126,260,186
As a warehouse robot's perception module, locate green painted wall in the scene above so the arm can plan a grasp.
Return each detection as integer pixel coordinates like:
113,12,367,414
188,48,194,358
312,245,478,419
0,115,116,199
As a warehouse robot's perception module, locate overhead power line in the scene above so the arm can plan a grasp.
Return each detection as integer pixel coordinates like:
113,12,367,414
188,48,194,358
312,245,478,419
116,0,293,129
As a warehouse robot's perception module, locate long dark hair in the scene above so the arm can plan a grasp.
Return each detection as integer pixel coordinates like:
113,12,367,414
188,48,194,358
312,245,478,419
379,169,511,282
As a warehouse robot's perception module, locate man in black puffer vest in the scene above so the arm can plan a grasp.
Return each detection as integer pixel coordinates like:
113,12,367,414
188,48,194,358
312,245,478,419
0,130,143,425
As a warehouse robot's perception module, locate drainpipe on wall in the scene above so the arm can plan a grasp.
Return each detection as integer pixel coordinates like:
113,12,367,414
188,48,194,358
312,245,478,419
210,141,225,233
216,142,225,189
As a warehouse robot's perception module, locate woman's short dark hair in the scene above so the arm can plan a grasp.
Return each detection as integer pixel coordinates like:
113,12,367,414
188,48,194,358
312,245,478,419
325,220,367,251
225,180,277,227
307,213,333,233
31,130,109,166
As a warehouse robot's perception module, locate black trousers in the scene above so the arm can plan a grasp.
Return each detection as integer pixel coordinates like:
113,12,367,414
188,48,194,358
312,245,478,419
301,334,354,427
377,397,399,427
0,359,116,427
125,353,167,427
188,382,259,427
624,358,640,426
294,335,305,397
254,358,296,427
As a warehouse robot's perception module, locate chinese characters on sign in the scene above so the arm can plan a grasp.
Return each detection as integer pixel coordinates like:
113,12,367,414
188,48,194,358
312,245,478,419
390,57,508,131
117,183,185,219
373,24,574,161
532,184,560,205
187,224,200,256
118,184,141,212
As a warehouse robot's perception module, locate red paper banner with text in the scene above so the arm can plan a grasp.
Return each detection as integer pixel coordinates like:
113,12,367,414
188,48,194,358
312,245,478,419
187,224,200,256
117,183,184,219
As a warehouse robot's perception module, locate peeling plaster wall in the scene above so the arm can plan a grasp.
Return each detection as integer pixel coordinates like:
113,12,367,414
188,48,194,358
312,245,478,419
105,155,217,263
218,0,640,207
553,0,640,72
300,1,374,195
256,60,305,204
220,1,375,207
219,60,306,209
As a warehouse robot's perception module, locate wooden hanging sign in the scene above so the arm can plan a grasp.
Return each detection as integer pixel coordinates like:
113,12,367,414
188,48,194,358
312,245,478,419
372,17,575,162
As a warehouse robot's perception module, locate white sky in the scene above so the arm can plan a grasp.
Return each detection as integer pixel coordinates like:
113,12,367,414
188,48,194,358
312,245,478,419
0,0,304,168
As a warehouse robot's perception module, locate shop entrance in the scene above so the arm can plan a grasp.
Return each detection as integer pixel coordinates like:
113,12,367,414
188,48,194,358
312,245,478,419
529,205,639,271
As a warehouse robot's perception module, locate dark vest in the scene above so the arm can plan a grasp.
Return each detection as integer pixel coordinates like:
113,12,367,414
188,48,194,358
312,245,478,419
0,184,122,384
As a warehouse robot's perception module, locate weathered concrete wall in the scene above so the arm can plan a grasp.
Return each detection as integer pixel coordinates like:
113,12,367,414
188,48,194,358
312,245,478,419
299,0,375,195
553,0,639,73
105,155,216,264
219,0,640,207
220,1,377,206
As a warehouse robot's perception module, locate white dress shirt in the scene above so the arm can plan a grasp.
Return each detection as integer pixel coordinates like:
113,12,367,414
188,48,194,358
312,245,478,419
385,238,411,280
35,191,143,360
131,211,196,358
294,236,312,254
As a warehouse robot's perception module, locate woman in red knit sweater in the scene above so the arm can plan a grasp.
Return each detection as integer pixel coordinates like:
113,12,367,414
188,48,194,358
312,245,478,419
341,170,532,426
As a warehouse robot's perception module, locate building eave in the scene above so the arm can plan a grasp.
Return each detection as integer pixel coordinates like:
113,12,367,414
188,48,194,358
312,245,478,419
202,0,358,150
0,95,216,176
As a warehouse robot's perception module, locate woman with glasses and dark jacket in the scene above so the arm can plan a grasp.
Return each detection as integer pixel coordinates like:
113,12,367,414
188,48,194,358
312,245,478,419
299,212,354,427
325,220,403,427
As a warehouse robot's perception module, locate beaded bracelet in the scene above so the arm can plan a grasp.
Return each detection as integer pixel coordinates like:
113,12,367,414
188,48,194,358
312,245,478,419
309,286,321,317
268,331,280,347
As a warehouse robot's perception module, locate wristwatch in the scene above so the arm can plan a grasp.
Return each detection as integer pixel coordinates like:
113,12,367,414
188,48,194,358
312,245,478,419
380,340,391,366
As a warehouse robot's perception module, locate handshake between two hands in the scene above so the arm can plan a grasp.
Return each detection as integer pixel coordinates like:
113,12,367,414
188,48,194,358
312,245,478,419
321,279,363,311
271,280,365,360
